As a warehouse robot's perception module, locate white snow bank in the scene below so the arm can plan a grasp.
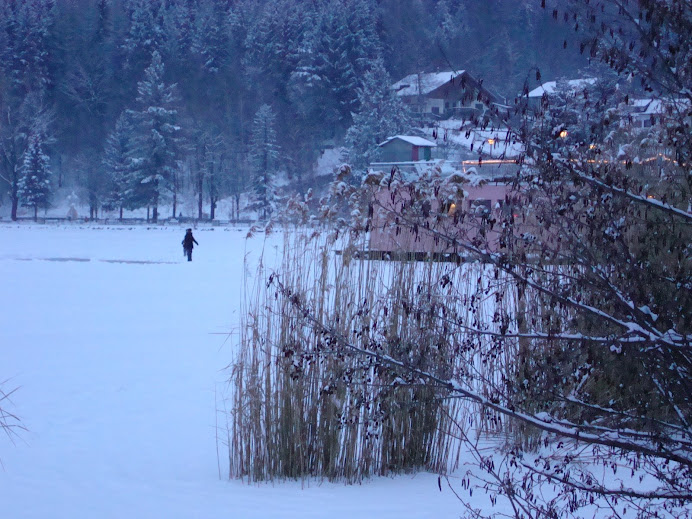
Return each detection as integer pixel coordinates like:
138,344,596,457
0,225,473,518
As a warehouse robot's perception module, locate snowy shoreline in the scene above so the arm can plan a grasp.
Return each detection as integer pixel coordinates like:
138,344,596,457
0,225,470,518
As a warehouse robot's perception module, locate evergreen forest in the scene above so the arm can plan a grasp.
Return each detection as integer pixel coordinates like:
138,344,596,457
0,0,587,220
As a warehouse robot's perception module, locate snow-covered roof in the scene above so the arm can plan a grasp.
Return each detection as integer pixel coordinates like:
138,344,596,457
392,71,464,97
638,99,665,115
629,98,653,109
419,121,524,160
378,135,437,148
626,98,690,115
527,78,597,98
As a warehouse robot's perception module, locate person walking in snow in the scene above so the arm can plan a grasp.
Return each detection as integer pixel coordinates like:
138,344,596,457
182,228,198,262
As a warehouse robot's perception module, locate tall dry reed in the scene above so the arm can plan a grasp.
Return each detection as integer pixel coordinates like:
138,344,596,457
226,226,527,483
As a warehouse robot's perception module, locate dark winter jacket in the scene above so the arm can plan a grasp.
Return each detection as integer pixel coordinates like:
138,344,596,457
182,230,198,250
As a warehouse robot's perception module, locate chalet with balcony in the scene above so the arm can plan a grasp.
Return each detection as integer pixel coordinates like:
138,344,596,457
392,70,502,122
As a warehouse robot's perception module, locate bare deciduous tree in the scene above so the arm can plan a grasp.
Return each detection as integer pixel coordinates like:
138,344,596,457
229,2,691,517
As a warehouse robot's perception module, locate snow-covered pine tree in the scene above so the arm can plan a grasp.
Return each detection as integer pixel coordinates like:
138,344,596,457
322,18,359,126
59,0,117,155
0,1,55,220
249,103,279,221
334,0,382,108
102,112,136,220
129,50,182,223
18,134,51,221
286,9,326,120
191,0,230,75
345,59,412,171
190,124,227,221
6,0,55,94
122,0,164,74
242,2,292,89
308,0,382,132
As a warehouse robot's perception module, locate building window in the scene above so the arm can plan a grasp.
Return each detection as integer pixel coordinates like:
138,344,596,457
440,201,458,215
431,106,440,114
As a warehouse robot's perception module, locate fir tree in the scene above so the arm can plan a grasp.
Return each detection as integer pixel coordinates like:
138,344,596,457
130,50,182,222
123,0,164,73
2,0,56,95
249,103,279,221
345,59,412,171
18,134,51,221
192,0,230,74
0,1,55,220
102,112,136,219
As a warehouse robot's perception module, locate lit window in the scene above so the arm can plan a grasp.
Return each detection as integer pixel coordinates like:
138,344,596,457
441,202,458,215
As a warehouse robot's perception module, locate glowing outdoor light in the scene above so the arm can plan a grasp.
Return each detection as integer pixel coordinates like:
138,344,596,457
559,130,568,138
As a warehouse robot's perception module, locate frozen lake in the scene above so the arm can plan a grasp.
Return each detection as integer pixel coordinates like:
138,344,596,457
0,224,467,519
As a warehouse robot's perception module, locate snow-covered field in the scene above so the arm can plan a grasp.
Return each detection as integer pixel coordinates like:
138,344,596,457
0,224,469,519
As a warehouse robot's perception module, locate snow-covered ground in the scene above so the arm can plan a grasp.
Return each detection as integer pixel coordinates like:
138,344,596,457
0,224,472,518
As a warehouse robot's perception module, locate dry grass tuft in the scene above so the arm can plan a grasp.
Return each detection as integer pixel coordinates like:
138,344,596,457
225,227,523,483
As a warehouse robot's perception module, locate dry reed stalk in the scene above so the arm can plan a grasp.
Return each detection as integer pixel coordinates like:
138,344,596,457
226,226,525,483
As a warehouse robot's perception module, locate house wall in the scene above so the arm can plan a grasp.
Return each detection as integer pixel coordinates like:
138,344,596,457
368,182,519,255
434,83,478,107
425,98,444,115
380,140,414,162
378,139,434,163
422,89,482,116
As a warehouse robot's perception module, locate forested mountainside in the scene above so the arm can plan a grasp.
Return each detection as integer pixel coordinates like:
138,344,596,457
0,0,587,218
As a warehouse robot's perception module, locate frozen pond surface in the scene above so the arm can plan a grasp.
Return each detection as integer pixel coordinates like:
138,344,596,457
0,224,468,519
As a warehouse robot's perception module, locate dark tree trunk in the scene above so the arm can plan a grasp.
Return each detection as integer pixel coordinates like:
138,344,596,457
172,167,179,218
10,173,19,220
197,167,203,220
89,183,98,220
152,181,159,223
11,195,18,221
33,205,38,222
209,159,217,221
119,206,123,220
57,155,63,188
